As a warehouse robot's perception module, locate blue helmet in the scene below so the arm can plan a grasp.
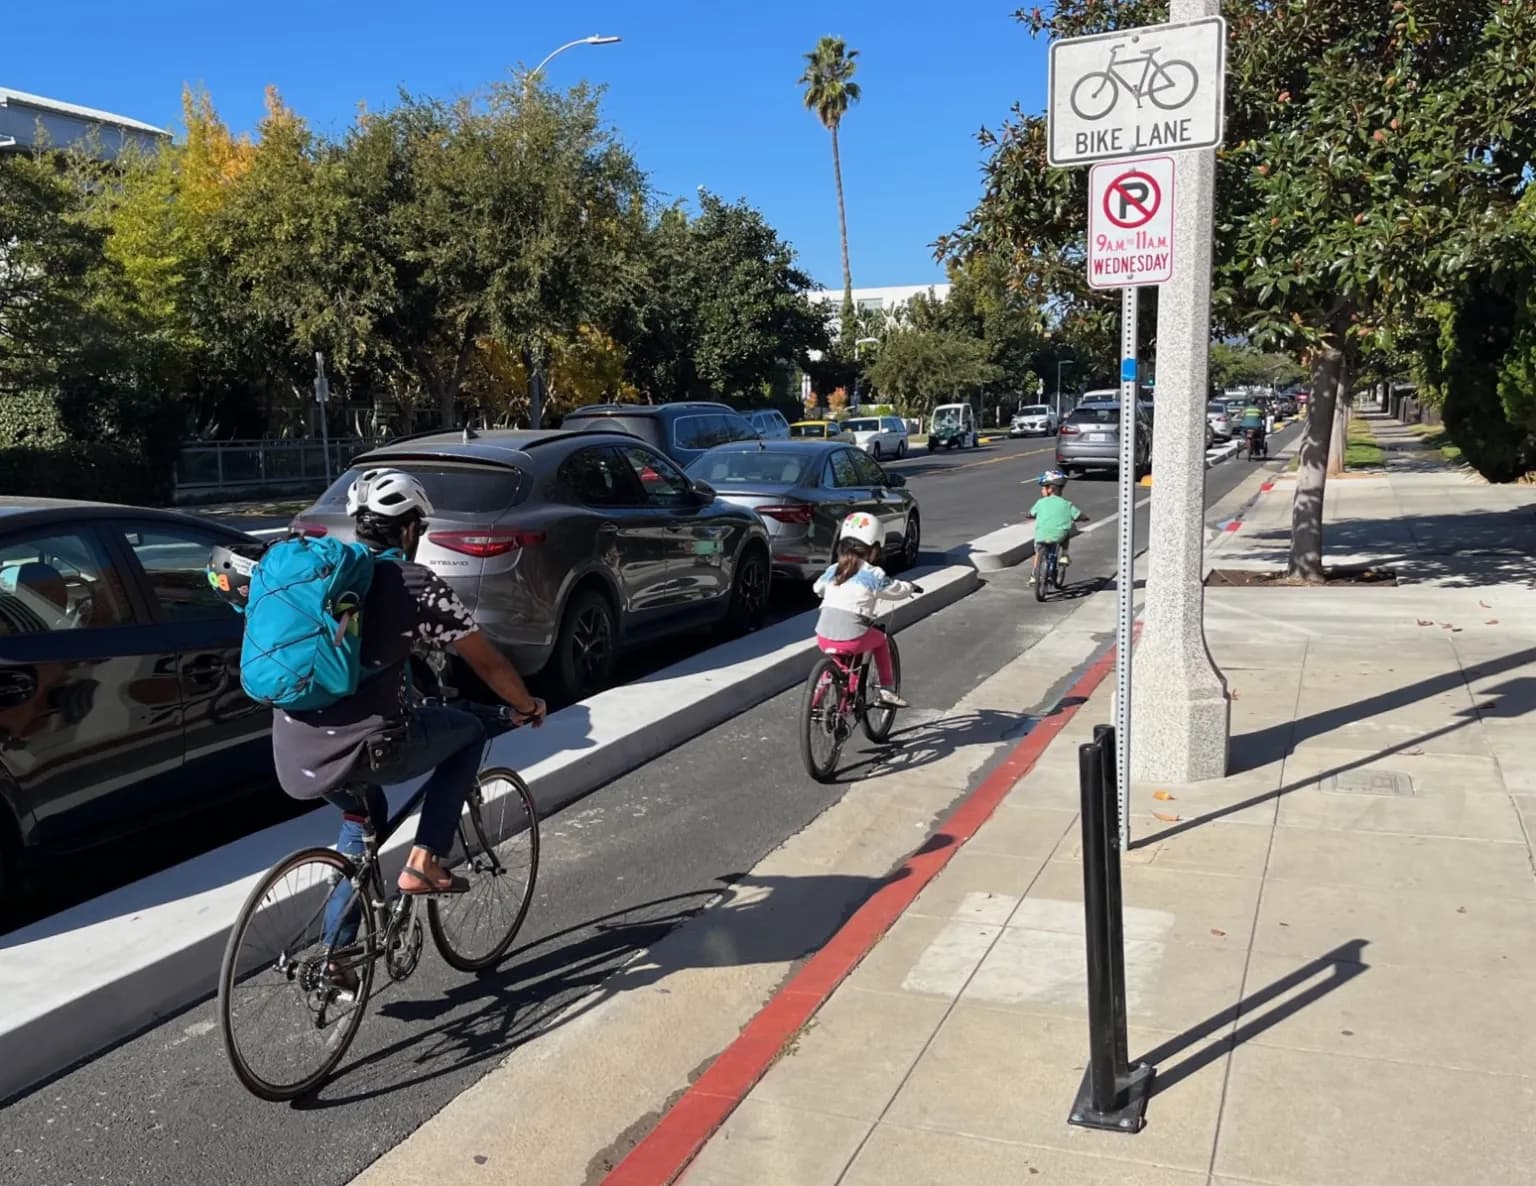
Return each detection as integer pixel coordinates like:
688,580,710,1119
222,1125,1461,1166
1039,469,1068,490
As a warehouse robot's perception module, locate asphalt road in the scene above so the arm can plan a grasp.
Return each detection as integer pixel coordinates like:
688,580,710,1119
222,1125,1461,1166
0,426,1296,1185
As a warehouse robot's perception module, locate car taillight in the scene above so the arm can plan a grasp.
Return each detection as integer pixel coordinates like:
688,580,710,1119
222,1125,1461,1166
290,518,328,536
1058,424,1080,436
757,503,815,525
428,529,546,557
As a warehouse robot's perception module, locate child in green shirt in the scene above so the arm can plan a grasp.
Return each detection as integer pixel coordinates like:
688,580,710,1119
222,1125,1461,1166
1029,471,1088,585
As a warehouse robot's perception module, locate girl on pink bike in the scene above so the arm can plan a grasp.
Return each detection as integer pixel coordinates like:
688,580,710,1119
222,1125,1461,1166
812,511,915,708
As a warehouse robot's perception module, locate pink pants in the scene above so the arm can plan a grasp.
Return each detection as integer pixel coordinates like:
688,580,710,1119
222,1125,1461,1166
817,630,894,685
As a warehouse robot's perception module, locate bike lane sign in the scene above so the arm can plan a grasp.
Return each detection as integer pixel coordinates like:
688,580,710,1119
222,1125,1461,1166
1047,16,1226,167
1087,157,1175,289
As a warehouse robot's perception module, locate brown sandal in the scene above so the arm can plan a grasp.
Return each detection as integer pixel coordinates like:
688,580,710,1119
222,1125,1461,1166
398,865,470,895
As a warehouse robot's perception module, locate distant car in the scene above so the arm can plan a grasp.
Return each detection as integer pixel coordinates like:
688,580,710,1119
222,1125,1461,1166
560,402,760,469
746,409,792,440
1207,402,1233,441
1055,403,1152,477
842,414,910,460
1009,404,1059,437
292,430,773,704
789,420,853,443
687,440,921,582
928,403,980,451
0,499,272,903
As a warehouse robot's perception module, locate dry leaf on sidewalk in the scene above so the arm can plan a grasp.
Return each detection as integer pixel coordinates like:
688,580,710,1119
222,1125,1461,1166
1153,790,1176,801
1480,600,1492,609
1152,810,1180,822
1486,619,1500,625
1210,928,1227,938
1416,619,1434,626
1457,906,1468,914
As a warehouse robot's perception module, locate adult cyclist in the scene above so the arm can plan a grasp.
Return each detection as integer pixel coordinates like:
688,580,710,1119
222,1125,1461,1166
1239,401,1267,458
210,468,545,904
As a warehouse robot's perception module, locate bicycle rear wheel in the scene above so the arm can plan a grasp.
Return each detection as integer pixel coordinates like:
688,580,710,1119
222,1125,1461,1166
428,767,540,972
862,634,903,744
218,847,375,1101
1035,551,1050,603
800,657,847,783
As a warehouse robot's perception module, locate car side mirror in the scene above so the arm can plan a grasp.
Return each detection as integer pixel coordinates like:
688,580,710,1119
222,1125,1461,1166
886,472,907,488
690,478,717,503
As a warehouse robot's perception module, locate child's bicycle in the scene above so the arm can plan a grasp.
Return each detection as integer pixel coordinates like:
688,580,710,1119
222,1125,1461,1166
799,603,919,783
1034,540,1068,602
216,696,539,1101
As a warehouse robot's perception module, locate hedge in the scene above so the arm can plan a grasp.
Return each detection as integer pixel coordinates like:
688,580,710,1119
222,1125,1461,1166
0,441,171,505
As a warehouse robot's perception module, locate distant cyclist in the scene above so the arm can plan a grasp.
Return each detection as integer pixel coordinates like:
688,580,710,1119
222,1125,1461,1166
1029,470,1089,584
212,468,546,909
1239,402,1266,457
813,511,915,708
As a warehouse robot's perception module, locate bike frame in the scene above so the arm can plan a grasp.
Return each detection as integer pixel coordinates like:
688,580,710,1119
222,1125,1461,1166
1104,44,1166,94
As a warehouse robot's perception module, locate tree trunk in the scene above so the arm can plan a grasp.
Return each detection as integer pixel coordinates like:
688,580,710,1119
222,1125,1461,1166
1289,342,1344,581
523,345,546,429
831,124,853,314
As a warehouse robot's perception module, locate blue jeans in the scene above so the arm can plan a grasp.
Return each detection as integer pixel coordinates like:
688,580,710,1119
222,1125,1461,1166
320,706,485,949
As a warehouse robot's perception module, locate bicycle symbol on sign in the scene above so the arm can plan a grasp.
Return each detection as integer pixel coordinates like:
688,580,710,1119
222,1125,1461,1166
1069,42,1199,122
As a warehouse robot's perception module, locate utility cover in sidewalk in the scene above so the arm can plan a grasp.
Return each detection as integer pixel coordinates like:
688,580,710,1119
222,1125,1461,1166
1318,769,1415,797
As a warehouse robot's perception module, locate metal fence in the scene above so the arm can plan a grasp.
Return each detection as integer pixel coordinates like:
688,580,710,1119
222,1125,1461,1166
174,438,387,496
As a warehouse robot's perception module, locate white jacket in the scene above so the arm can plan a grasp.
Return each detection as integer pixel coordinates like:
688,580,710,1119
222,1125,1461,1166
813,562,916,640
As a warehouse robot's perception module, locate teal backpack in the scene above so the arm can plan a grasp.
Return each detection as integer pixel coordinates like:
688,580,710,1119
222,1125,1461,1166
238,536,401,711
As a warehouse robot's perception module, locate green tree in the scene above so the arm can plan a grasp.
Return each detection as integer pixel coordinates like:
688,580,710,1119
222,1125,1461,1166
941,1,1536,580
866,328,1000,420
799,36,861,343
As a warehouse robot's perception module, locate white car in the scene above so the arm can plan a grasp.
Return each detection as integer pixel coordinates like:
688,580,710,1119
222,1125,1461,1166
1009,404,1058,437
842,414,910,461
1206,402,1233,440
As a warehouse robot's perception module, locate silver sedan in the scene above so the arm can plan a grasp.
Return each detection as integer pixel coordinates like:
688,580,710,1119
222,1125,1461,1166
685,441,920,582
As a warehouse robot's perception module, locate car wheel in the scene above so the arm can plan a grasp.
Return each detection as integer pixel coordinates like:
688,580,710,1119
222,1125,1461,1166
726,544,770,635
871,442,883,461
901,512,921,571
549,589,617,704
897,440,908,458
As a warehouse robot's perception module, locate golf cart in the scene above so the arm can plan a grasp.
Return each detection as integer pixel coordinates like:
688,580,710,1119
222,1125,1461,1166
928,403,979,451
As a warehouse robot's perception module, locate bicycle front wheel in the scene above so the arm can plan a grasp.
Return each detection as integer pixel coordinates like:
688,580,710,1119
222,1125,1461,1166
428,767,540,972
862,634,903,744
218,847,375,1101
801,657,847,783
1070,72,1119,121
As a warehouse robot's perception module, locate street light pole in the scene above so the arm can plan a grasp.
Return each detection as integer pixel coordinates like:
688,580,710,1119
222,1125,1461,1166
851,336,879,411
525,34,621,91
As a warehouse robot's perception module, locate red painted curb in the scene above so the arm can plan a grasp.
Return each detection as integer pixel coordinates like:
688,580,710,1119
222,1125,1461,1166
1260,481,1275,493
1224,519,1242,532
601,640,1123,1186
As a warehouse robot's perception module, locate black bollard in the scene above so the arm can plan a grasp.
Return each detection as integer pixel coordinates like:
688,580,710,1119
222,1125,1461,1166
1068,726,1154,1133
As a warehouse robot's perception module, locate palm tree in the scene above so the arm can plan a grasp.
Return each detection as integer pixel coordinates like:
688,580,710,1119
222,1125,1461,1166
799,37,861,331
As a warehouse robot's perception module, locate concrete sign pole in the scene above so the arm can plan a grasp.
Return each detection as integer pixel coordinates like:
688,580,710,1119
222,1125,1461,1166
1131,0,1231,782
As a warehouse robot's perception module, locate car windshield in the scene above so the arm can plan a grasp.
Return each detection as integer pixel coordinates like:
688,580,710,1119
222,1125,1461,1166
1208,403,1228,414
315,463,525,512
1067,407,1120,426
843,418,879,433
686,449,815,485
789,423,827,438
934,411,961,429
1019,406,1049,417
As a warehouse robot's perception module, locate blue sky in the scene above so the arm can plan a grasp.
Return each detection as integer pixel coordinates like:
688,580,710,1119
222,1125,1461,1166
11,1,1050,288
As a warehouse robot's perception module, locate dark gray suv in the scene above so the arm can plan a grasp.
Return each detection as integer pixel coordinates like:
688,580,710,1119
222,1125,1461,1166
292,430,773,703
560,402,760,468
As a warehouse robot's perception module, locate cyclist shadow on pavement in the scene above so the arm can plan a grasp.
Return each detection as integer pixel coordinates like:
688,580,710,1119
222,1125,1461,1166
297,854,936,1109
830,707,1038,784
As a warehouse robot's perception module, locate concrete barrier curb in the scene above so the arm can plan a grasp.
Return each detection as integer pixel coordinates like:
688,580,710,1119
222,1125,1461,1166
0,563,982,1104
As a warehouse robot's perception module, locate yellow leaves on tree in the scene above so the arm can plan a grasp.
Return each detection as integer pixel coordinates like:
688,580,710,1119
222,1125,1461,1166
471,327,636,424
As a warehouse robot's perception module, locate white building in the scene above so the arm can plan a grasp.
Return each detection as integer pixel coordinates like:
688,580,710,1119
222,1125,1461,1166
0,87,169,160
808,283,953,324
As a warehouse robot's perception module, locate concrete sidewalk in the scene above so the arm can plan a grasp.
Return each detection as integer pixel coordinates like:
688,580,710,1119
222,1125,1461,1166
661,425,1536,1185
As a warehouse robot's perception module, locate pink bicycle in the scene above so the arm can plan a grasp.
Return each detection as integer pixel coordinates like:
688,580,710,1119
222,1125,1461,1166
799,624,905,782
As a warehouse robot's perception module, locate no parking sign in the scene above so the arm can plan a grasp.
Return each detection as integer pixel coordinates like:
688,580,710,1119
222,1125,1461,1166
1087,156,1175,289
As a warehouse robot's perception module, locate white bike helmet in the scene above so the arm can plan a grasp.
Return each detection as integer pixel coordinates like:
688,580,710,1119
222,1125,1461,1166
345,468,435,519
839,511,881,548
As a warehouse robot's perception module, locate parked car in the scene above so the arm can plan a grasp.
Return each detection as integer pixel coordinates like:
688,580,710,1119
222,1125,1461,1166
843,414,910,460
0,500,271,903
746,409,792,440
686,441,921,582
1207,402,1233,441
1009,405,1059,437
560,402,760,469
1055,403,1152,477
291,430,773,704
928,403,979,450
788,419,853,443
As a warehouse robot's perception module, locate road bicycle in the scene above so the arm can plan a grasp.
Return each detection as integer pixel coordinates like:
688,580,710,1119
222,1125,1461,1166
800,617,913,783
1245,427,1269,462
217,696,539,1101
1069,44,1199,122
1034,541,1068,602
